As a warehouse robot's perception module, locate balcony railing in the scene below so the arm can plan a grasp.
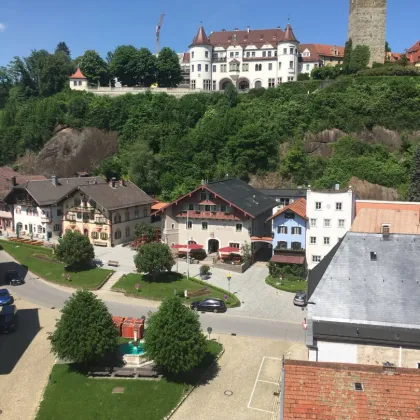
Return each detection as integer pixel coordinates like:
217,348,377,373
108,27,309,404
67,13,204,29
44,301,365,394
212,56,227,63
176,210,241,221
274,247,305,253
16,200,34,207
40,215,52,223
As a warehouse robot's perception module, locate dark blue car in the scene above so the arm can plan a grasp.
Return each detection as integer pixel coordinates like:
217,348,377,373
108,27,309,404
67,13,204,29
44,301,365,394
0,289,14,306
0,304,17,332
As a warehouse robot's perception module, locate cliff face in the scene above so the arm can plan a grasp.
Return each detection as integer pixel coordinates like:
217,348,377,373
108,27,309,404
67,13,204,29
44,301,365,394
16,127,118,177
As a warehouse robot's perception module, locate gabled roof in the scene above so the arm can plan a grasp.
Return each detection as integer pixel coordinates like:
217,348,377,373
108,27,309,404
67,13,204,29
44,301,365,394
299,43,344,62
208,28,285,49
77,181,154,211
267,198,306,221
0,167,46,200
308,232,420,330
5,177,107,206
190,25,211,47
351,207,420,234
69,68,87,79
155,178,277,218
280,23,298,43
259,188,307,198
283,360,420,420
407,40,420,63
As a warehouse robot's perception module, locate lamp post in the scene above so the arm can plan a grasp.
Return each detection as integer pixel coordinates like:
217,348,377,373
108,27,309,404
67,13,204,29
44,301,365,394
227,272,232,293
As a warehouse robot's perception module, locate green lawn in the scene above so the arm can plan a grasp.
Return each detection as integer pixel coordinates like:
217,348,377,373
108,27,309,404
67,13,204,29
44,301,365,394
36,341,223,420
0,240,113,290
265,275,308,293
113,272,240,308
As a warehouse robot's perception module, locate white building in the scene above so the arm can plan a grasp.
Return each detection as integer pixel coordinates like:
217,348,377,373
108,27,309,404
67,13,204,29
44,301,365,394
69,68,88,90
298,44,344,75
188,24,300,91
305,186,356,269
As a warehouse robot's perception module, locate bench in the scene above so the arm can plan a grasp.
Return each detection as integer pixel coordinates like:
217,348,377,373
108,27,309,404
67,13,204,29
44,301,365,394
94,241,107,247
108,260,120,267
89,367,112,377
137,368,159,378
113,368,135,378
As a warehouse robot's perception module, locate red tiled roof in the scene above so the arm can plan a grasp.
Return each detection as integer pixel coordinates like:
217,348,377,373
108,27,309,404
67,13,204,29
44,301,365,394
182,52,190,62
355,200,420,215
151,202,168,211
190,25,211,47
209,27,285,49
270,254,304,264
283,360,420,419
407,40,420,63
299,44,344,63
69,68,87,79
0,167,46,200
281,24,298,42
267,198,307,221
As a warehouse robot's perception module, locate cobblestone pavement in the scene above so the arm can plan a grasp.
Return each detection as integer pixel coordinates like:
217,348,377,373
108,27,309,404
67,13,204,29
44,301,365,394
94,245,306,323
171,334,307,420
0,298,57,420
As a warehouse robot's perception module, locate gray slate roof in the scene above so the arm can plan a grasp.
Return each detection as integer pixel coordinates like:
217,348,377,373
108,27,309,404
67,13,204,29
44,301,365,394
259,188,307,198
308,232,420,329
7,177,107,206
79,181,154,211
206,179,277,217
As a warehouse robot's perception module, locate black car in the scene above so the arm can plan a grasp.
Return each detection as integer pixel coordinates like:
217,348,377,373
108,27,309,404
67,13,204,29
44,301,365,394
191,298,227,313
4,270,24,286
0,304,17,333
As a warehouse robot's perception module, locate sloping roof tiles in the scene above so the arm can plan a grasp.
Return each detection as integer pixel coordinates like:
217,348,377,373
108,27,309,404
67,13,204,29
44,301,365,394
208,28,285,49
351,207,420,234
267,198,306,221
69,68,87,79
299,43,344,62
190,25,211,47
0,167,46,200
283,360,420,420
281,24,298,42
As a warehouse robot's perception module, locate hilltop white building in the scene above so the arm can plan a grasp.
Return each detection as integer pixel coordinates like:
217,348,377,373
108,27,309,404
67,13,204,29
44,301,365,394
305,186,356,269
188,24,300,91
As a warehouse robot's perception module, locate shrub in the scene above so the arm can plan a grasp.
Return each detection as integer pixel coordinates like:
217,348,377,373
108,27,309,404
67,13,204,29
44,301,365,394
55,230,94,270
134,242,174,279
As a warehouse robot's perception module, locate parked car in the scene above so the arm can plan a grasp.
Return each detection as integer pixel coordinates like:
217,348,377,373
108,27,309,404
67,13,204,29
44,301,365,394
0,289,14,306
0,304,17,333
191,298,227,313
293,291,307,307
4,270,24,286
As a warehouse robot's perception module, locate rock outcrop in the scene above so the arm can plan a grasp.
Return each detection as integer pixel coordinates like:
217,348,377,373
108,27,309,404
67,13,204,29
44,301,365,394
348,177,399,201
16,127,118,178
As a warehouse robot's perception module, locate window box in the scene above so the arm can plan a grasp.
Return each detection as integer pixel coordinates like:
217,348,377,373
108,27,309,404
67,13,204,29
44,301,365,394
195,210,201,214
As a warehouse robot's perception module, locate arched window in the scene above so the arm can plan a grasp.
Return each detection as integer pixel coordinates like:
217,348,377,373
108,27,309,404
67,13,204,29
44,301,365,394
255,64,259,71
255,80,262,88
115,230,121,239
114,213,121,223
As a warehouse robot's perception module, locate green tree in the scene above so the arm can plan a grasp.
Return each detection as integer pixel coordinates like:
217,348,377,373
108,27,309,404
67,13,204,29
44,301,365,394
134,242,174,279
144,296,207,374
77,50,109,86
408,145,420,201
297,73,310,81
137,48,157,87
55,41,71,56
55,230,95,270
49,290,119,368
385,41,391,53
135,222,158,242
95,155,122,180
398,54,409,67
156,47,182,87
343,38,353,73
311,65,341,80
224,82,238,107
349,45,370,73
280,144,309,185
109,45,139,86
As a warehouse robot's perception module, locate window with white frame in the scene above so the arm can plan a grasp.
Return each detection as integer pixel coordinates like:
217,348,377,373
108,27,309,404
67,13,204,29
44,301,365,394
221,64,227,72
312,255,321,262
191,65,194,72
291,242,301,250
202,222,208,230
212,80,216,91
73,81,77,86
186,221,192,230
324,237,330,245
291,227,302,235
338,219,345,228
242,63,249,71
230,52,234,57
336,202,342,210
268,63,272,71
278,77,282,84
268,51,272,57
277,241,287,249
324,219,331,228
205,64,209,72
288,76,294,81
290,48,294,55
251,51,255,57
283,48,287,54
310,218,317,227
229,242,240,248
246,51,250,57
310,236,316,244
212,64,216,72
197,64,201,71
268,78,275,87
306,64,310,71
235,51,239,57
236,223,242,232
191,80,196,89
277,225,288,234
255,64,262,71
191,51,194,59
205,51,209,58
315,202,322,210
203,80,211,90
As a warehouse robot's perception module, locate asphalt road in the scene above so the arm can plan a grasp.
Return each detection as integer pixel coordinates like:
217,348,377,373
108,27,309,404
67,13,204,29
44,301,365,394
0,251,305,342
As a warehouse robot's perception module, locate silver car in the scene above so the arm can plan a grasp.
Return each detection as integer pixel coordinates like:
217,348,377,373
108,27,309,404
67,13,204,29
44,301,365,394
293,291,307,307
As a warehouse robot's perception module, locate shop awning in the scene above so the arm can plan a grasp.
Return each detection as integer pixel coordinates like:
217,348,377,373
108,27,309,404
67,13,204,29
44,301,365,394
270,254,305,265
219,246,241,253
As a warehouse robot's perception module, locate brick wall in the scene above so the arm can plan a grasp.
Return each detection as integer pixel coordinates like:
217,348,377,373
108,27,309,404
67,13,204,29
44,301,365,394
348,0,387,66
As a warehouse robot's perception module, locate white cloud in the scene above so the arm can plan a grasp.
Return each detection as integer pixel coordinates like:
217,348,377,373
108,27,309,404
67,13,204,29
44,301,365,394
0,23,6,32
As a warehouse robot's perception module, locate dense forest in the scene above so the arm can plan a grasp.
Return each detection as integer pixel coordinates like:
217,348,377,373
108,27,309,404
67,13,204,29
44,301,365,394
1,41,420,200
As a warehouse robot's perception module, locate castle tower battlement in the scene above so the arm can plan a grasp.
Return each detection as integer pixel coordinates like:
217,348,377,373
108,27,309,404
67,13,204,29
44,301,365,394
348,0,387,66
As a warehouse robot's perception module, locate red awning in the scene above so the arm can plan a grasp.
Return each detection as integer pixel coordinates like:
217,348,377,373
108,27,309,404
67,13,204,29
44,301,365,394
172,244,204,252
270,254,305,265
219,246,241,253
171,244,185,249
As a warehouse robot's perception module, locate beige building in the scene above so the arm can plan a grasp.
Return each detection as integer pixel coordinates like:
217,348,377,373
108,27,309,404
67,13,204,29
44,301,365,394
60,178,154,247
155,179,276,258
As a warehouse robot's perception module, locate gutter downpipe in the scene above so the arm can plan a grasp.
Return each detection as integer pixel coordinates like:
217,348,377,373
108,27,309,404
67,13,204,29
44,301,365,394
279,356,285,420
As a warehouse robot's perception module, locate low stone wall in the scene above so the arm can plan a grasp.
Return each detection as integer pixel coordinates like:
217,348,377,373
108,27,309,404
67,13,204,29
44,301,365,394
87,87,213,98
213,260,250,273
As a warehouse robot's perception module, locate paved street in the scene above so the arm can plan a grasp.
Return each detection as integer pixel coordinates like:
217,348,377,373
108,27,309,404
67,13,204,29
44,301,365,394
93,245,306,323
0,249,305,341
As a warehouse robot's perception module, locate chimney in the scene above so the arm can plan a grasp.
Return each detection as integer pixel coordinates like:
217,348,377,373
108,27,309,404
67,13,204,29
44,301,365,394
382,224,390,239
247,26,250,33
10,176,17,187
335,183,340,191
383,362,396,375
109,177,117,188
52,175,58,186
119,179,125,187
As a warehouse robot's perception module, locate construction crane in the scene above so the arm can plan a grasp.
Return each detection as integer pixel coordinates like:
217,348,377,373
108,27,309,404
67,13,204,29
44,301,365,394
156,13,165,55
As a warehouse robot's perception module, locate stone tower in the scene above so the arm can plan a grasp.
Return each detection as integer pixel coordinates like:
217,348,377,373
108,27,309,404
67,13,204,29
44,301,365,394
348,0,387,66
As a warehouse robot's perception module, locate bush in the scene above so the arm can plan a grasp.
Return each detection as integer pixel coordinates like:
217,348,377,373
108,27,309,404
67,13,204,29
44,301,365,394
55,230,95,270
357,65,420,77
268,262,305,279
201,265,210,275
144,296,207,374
134,242,174,279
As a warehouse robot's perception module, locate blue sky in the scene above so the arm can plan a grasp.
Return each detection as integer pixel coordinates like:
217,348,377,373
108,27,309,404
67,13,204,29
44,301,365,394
0,0,417,66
